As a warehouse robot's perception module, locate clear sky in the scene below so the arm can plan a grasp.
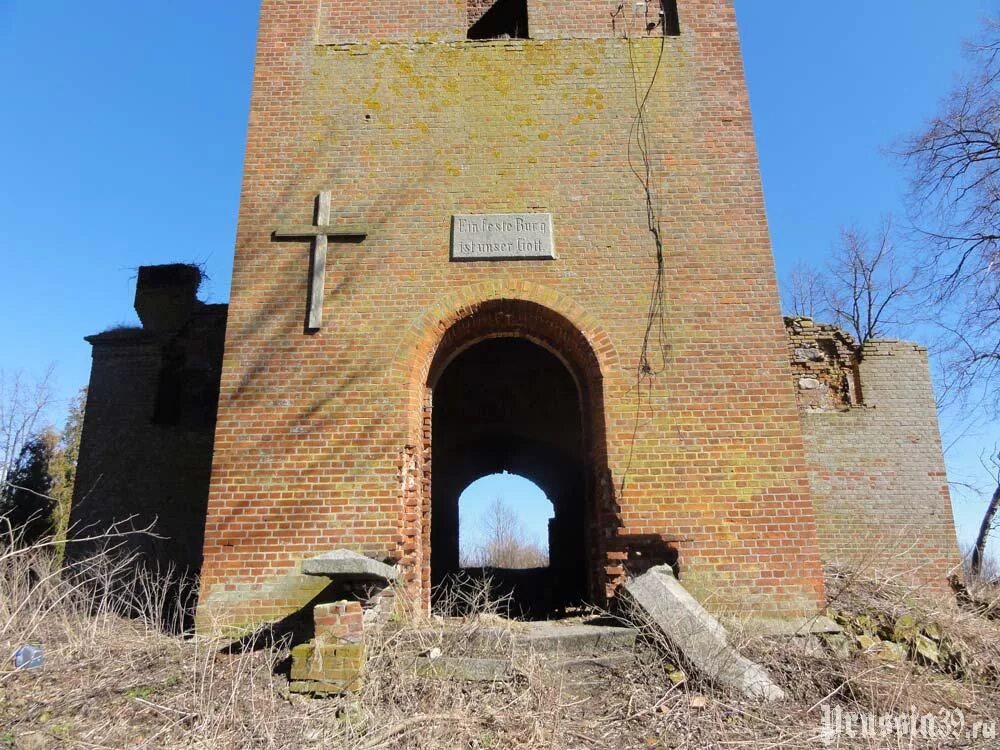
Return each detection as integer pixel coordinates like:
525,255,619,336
0,2,996,559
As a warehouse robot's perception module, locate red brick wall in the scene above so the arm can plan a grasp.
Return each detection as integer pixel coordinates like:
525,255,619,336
317,0,676,43
468,0,498,29
314,601,364,642
316,0,466,44
196,0,827,630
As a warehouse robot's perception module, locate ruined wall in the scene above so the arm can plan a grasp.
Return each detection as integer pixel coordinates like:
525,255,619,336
70,266,226,576
316,0,668,44
787,319,961,588
198,0,827,630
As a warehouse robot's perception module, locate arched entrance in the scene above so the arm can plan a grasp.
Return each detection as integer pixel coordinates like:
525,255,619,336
420,299,615,617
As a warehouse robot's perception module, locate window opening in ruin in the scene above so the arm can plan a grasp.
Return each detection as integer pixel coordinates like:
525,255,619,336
468,0,529,40
661,0,680,36
458,472,553,569
152,342,185,426
152,337,222,429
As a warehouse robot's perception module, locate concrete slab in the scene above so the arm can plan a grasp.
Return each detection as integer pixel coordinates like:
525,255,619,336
301,549,398,582
738,615,842,637
414,656,516,681
436,622,638,656
622,565,786,702
512,623,637,653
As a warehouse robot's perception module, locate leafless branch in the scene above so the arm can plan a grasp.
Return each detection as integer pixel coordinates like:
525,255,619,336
783,262,826,319
824,221,914,347
900,14,1000,411
0,367,55,488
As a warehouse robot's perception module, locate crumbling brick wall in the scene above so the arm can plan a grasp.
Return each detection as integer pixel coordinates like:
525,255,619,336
786,318,961,588
69,266,227,578
316,0,668,44
786,317,861,411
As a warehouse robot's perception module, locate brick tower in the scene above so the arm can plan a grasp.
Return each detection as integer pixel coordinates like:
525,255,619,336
196,0,829,630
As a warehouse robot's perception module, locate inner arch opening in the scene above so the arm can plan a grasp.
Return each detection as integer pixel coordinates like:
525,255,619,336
459,472,553,569
430,336,589,617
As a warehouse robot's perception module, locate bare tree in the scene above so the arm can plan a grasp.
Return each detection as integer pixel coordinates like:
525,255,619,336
783,261,825,319
972,490,1000,580
825,222,914,347
0,368,55,491
464,497,548,569
902,16,1000,404
902,16,1000,575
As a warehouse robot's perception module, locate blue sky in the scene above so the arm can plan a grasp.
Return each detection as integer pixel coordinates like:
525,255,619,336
0,2,996,558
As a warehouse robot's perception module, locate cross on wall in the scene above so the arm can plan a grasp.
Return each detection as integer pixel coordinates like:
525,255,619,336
271,191,367,331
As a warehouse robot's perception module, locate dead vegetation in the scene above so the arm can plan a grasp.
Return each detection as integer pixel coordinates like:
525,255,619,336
2,539,999,749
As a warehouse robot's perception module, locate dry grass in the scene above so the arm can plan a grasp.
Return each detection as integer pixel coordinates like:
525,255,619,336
2,541,999,749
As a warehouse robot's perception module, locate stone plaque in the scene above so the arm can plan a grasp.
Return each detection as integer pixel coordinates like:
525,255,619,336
451,213,555,261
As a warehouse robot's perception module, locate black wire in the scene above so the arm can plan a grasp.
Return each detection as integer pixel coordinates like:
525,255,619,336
619,25,669,500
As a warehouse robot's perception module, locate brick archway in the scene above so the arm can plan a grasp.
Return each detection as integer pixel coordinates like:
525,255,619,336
396,295,618,611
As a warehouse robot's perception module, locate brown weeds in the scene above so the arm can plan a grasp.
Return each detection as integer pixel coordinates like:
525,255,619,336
1,541,998,749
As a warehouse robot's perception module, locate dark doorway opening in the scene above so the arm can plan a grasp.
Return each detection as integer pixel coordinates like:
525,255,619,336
468,0,529,40
430,337,588,618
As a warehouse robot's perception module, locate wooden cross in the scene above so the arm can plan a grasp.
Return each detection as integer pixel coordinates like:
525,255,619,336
271,191,367,330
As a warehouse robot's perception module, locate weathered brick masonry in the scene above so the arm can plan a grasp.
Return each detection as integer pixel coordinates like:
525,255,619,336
70,0,960,632
196,0,830,630
787,318,961,587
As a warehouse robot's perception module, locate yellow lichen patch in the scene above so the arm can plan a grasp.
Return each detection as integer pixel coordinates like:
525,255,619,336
493,71,513,97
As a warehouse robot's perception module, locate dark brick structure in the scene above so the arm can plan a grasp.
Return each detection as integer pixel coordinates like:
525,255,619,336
70,1,960,633
70,265,226,575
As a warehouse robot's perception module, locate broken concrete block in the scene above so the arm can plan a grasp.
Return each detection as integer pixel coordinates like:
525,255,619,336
622,565,786,701
301,549,398,582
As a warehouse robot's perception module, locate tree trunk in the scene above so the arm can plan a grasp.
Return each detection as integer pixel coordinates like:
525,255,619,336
971,481,1000,578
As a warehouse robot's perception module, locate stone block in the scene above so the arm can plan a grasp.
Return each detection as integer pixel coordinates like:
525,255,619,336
622,565,786,701
301,550,398,583
414,655,516,682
